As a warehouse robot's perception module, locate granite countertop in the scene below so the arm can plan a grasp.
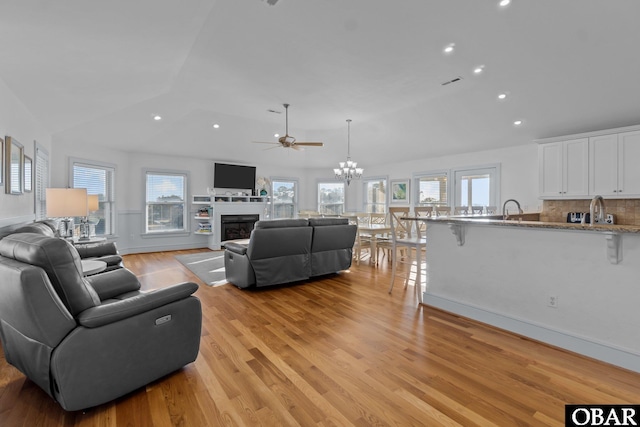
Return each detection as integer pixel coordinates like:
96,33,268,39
423,215,640,234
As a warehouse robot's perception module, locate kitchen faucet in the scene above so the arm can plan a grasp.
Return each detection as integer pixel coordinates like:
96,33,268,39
589,195,605,226
502,199,523,220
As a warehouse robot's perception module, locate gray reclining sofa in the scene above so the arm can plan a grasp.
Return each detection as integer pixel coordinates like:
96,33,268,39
0,231,202,411
223,217,357,288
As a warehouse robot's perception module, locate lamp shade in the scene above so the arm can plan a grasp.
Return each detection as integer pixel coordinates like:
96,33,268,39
87,194,100,212
46,188,88,217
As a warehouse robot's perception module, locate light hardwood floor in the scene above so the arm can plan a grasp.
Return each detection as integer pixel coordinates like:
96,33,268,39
1,249,639,426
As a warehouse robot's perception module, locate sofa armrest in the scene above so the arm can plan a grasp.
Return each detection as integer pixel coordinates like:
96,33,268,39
76,282,199,328
75,241,118,258
224,242,248,255
85,268,141,300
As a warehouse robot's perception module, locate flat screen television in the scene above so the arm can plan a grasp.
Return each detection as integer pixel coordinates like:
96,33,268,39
214,163,256,190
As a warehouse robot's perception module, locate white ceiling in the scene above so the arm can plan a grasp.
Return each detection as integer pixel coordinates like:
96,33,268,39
2,0,640,169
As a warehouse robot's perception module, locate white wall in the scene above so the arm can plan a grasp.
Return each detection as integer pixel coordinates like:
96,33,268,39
50,140,309,253
0,78,52,225
304,143,540,213
49,140,540,253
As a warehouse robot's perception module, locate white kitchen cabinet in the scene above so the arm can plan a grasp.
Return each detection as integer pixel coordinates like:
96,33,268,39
538,138,589,198
589,130,640,197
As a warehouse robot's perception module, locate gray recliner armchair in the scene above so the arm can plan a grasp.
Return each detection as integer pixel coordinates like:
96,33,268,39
10,219,124,271
0,233,202,411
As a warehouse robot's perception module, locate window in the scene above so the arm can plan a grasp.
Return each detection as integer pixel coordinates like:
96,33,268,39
71,159,116,236
453,165,500,210
271,178,298,219
414,171,449,206
363,177,387,213
35,144,49,220
145,171,188,233
317,182,345,215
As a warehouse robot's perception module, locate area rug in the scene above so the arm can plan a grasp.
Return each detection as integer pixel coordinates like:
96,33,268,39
174,251,228,287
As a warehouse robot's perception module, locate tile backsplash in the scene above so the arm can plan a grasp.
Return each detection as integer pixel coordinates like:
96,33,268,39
541,199,640,225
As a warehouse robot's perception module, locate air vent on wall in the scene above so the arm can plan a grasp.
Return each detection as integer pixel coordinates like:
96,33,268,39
441,77,463,86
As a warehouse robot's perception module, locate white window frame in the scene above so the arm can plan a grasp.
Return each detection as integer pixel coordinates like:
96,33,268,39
69,157,116,236
452,164,501,210
413,169,450,208
143,169,189,235
362,176,387,213
317,180,346,215
35,143,49,220
271,177,298,219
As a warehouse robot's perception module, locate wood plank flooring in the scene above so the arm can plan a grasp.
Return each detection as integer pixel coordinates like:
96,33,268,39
1,249,639,426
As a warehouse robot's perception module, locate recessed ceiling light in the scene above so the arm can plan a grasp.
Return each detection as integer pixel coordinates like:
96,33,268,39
443,43,455,55
213,124,220,129
274,133,280,138
499,0,511,7
473,65,485,74
497,92,508,100
153,115,162,121
514,119,524,126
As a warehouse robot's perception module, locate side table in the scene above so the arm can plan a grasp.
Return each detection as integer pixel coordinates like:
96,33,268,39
81,259,107,276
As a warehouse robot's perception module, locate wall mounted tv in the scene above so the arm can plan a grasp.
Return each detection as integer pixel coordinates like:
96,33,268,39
214,163,256,190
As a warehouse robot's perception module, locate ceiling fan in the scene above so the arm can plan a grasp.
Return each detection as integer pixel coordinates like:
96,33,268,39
253,103,324,150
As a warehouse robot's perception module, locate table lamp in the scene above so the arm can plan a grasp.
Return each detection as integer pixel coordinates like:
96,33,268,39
79,194,100,239
46,188,88,238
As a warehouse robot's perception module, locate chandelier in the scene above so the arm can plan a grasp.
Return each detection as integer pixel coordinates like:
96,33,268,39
333,119,363,185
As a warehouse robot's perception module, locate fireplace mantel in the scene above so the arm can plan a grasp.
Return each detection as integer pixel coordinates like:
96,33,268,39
207,200,270,250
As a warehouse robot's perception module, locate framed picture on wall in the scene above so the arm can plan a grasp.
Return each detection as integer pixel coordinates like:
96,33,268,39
5,136,24,195
391,179,409,204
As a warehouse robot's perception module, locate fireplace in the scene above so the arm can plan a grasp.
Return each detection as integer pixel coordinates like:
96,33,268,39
220,214,259,241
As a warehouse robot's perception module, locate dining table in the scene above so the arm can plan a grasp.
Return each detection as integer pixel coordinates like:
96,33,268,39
357,223,391,265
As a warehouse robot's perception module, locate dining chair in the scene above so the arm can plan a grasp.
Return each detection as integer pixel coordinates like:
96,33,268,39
470,206,485,215
435,206,452,217
454,206,469,215
368,212,389,260
413,206,432,233
342,214,373,265
485,206,498,215
387,206,427,304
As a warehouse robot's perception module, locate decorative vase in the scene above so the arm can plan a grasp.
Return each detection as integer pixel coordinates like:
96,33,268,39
260,189,268,196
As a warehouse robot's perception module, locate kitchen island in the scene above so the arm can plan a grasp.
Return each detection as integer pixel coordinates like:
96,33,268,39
421,215,640,372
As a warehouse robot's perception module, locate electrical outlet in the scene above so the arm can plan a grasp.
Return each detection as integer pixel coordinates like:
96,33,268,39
548,295,558,308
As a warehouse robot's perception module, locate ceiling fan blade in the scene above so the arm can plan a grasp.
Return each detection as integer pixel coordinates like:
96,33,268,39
294,142,324,147
252,141,280,145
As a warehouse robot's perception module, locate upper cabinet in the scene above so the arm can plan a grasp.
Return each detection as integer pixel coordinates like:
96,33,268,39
537,125,640,199
538,138,588,198
590,130,640,197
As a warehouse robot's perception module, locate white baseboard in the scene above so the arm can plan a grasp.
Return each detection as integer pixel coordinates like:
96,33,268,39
423,293,640,373
119,243,208,255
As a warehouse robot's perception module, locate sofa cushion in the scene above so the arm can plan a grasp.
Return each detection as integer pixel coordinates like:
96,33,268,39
308,217,349,227
0,233,100,316
254,218,309,229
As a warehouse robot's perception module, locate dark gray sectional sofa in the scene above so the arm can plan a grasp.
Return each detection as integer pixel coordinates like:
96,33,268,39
223,217,357,288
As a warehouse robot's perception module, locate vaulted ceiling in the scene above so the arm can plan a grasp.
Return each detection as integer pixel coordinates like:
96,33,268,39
1,0,639,168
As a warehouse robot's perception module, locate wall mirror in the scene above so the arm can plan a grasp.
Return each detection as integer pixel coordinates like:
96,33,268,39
5,136,24,195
